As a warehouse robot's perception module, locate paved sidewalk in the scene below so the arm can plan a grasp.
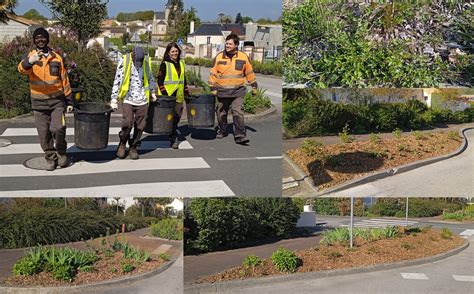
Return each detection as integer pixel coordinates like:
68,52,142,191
184,234,322,284
283,123,473,151
0,228,180,282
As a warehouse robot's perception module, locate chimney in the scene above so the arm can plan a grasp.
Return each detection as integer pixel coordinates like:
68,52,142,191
190,21,195,34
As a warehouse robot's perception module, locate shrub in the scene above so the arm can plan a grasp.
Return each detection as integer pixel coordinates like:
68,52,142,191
120,261,135,273
320,228,350,246
441,228,453,239
185,198,300,253
158,253,170,261
271,248,299,273
0,207,155,249
338,123,354,143
369,133,381,144
242,254,262,268
12,256,42,276
243,88,272,114
301,139,323,156
150,218,183,240
392,128,403,139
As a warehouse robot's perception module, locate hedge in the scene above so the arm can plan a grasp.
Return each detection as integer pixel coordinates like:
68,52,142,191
0,207,158,249
283,91,474,137
184,198,300,254
0,33,116,119
183,56,282,76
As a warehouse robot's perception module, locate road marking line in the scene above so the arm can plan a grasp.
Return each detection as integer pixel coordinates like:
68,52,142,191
0,180,235,197
459,229,474,239
0,157,209,177
217,156,282,161
452,275,474,282
400,273,429,280
0,140,193,154
1,127,123,136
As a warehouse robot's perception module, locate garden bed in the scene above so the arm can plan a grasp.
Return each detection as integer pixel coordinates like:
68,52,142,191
286,131,462,191
196,227,464,284
1,238,170,287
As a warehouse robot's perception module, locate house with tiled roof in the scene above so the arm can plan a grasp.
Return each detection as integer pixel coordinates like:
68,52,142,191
0,13,42,43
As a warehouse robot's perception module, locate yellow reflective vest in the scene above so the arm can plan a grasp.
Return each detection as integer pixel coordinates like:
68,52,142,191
118,54,152,102
158,60,185,103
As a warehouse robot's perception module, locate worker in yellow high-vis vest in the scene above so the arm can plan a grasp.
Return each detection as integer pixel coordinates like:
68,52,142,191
157,42,189,149
110,46,156,160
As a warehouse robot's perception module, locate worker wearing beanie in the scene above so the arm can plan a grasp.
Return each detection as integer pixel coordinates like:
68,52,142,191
18,27,73,171
110,46,157,160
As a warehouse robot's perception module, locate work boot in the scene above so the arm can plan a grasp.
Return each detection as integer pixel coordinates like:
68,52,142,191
116,141,127,159
216,131,227,139
129,146,139,160
170,137,179,149
45,159,57,171
235,136,250,145
57,153,70,168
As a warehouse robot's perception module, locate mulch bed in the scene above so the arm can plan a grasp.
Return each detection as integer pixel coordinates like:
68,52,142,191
286,132,462,190
197,229,464,284
2,250,166,287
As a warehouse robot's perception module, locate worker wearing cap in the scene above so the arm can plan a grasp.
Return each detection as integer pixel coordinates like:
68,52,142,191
209,33,258,145
18,27,73,171
110,46,156,160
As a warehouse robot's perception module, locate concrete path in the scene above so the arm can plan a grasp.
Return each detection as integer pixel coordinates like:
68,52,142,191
184,234,322,284
213,236,474,294
323,128,474,197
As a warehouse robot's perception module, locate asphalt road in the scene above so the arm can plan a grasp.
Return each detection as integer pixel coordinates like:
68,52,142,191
187,66,282,108
0,74,282,197
324,128,474,197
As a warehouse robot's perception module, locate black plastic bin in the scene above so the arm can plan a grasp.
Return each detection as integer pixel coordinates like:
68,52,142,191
74,102,112,150
145,96,176,135
185,94,215,128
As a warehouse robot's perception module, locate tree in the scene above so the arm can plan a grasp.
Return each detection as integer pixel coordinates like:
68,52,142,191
176,6,200,41
40,0,108,51
235,12,242,24
0,0,17,24
22,9,47,21
165,0,184,42
241,16,253,24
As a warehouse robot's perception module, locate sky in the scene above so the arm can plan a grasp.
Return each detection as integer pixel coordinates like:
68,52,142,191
15,0,282,22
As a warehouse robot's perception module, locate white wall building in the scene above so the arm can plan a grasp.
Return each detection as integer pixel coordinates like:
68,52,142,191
0,14,41,43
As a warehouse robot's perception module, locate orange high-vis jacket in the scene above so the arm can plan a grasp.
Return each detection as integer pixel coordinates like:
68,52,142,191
209,50,258,98
18,49,72,105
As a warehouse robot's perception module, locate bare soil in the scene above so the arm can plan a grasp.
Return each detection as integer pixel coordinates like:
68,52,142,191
286,132,462,190
197,229,464,284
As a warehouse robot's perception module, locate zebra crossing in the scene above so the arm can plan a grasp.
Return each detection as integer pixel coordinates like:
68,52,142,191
341,218,419,228
0,127,236,197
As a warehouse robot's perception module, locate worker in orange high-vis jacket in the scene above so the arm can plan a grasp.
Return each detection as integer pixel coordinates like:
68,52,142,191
18,27,73,171
209,33,258,145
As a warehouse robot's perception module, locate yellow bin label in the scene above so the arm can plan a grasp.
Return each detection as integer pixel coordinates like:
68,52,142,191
190,108,196,116
167,113,173,121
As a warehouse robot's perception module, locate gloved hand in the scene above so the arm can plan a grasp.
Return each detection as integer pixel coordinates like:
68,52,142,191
251,88,258,96
28,51,43,65
110,100,118,111
66,105,73,113
151,93,157,102
211,90,217,96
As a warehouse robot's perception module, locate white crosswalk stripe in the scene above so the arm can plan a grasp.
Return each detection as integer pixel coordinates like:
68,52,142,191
0,127,235,196
452,275,474,282
1,127,123,136
459,229,474,239
0,180,235,197
1,157,210,177
341,218,418,228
